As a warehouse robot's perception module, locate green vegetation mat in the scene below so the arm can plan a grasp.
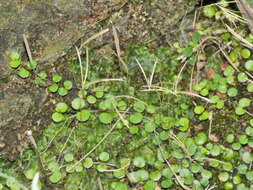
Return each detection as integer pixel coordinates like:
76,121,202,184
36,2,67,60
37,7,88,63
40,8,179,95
1,1,253,190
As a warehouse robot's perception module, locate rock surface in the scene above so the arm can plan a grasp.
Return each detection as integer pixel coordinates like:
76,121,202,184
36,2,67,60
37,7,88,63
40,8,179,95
0,0,197,158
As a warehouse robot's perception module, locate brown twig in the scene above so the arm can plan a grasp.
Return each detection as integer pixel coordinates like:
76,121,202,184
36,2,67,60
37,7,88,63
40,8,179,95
23,34,33,63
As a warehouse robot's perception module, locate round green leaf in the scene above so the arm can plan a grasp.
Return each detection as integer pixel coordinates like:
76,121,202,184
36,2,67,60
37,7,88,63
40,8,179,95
48,84,59,93
218,172,229,182
247,82,253,92
194,105,205,114
64,153,74,162
63,80,73,90
227,88,238,97
55,102,68,113
10,52,20,60
224,182,233,190
52,74,62,83
133,157,145,168
246,127,253,136
83,157,93,168
76,110,90,122
226,134,234,143
99,152,110,162
246,171,253,181
133,101,146,112
71,98,85,110
9,60,21,68
233,175,242,185
237,73,248,82
161,179,173,188
245,60,253,71
235,107,245,115
87,95,96,104
52,112,65,123
239,98,251,108
17,68,30,78
129,113,143,124
203,5,216,18
144,180,155,190
144,123,156,133
58,87,68,96
194,132,207,145
242,152,253,164
129,125,139,134
49,171,62,183
99,113,113,124
241,49,251,59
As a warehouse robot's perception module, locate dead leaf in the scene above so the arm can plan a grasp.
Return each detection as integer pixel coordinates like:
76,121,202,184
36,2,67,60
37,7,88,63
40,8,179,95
197,61,206,70
220,62,229,70
236,0,253,33
244,146,252,152
207,69,215,79
209,134,219,142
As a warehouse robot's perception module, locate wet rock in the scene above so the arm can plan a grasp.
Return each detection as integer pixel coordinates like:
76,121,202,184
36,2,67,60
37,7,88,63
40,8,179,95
0,77,48,159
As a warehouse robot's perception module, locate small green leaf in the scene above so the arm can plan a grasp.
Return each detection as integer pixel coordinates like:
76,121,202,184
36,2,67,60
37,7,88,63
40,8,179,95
199,111,209,121
99,152,110,162
49,171,62,183
239,98,251,108
71,98,85,110
129,113,143,124
9,60,21,69
25,60,38,70
227,88,238,97
203,5,216,18
99,113,113,124
48,84,59,93
38,71,47,80
144,180,155,190
224,182,233,190
76,110,90,122
17,68,30,78
226,134,234,143
235,107,245,115
194,132,207,145
52,74,62,83
218,172,229,182
133,157,145,168
87,95,96,104
144,123,156,133
246,171,253,181
95,91,104,98
161,179,173,188
10,52,20,60
83,157,93,168
247,82,253,92
183,47,193,57
129,125,139,134
52,112,65,123
194,105,204,114
55,102,68,113
133,101,146,112
64,153,74,162
245,60,253,71
237,72,248,82
242,152,253,164
241,48,251,59
48,161,60,172
58,87,68,96
63,80,73,90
